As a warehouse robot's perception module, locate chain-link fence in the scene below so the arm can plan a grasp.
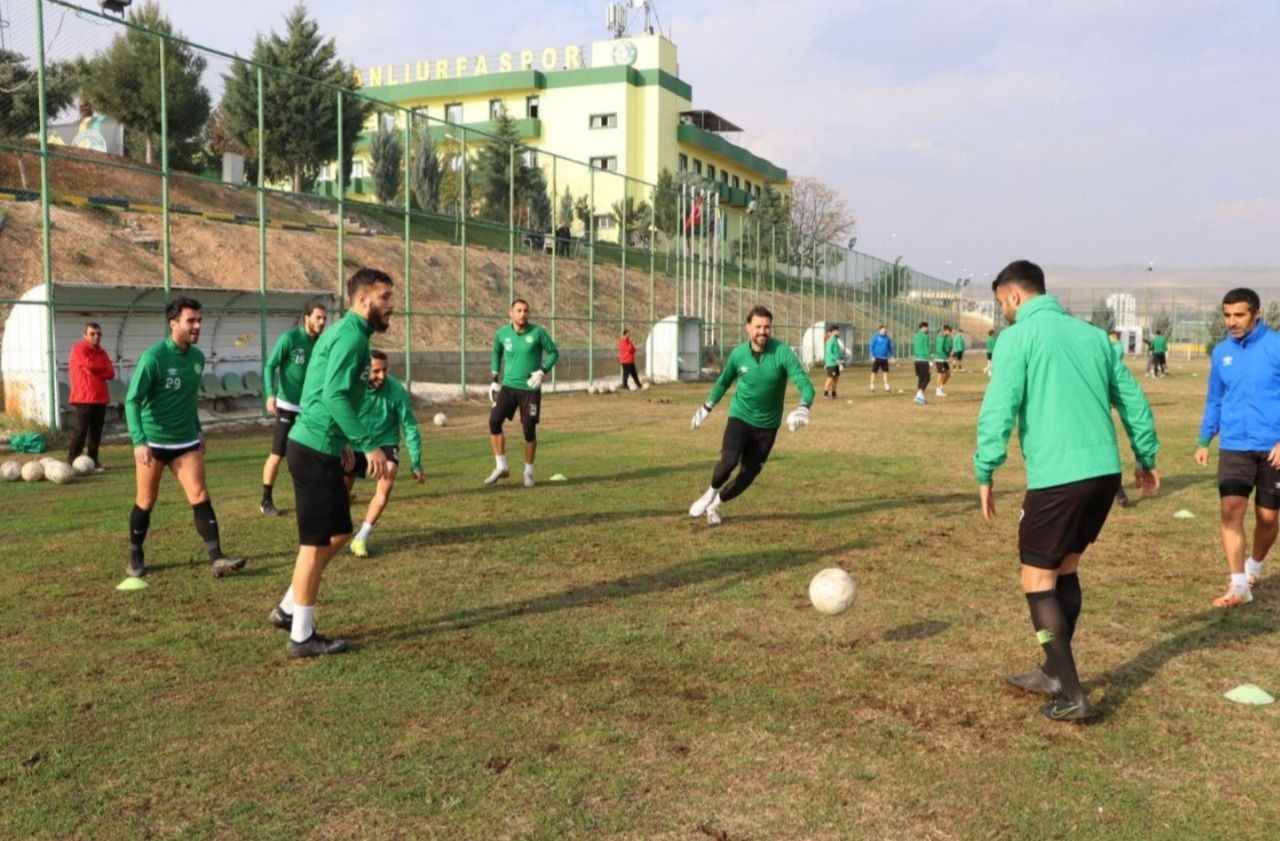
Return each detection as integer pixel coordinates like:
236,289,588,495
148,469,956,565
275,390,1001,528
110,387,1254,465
1,0,966,428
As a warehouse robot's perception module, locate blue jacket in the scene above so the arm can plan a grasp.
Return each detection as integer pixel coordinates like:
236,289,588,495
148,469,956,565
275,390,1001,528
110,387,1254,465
869,333,893,360
1198,322,1280,452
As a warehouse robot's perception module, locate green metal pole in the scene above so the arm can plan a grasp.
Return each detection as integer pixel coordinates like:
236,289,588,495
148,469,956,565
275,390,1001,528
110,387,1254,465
769,224,775,322
403,110,413,386
737,231,743,326
460,128,468,390
588,167,595,384
256,68,268,415
648,188,655,329
550,156,557,389
35,0,57,429
337,92,345,312
159,36,171,300
508,142,515,304
621,178,627,334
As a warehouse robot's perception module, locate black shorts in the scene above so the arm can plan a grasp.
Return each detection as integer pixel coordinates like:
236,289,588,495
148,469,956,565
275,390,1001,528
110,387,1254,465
1153,352,1167,366
270,408,299,457
149,442,201,464
1218,450,1280,510
347,446,401,480
935,360,950,374
722,416,778,472
1019,474,1122,569
953,351,965,361
287,440,353,546
489,386,541,442
825,365,840,378
872,358,889,373
986,352,993,360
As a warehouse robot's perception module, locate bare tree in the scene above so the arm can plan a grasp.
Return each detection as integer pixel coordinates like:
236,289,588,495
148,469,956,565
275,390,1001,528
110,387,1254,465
787,176,856,267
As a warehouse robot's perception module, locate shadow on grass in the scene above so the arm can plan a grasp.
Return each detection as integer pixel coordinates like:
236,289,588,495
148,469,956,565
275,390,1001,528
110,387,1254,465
1095,605,1280,717
367,537,875,643
426,461,709,498
883,619,951,642
1120,471,1211,507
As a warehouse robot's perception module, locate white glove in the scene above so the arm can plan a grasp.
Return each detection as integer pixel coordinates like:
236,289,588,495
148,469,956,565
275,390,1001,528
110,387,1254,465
527,369,546,389
488,380,501,405
691,404,711,430
838,362,845,372
786,405,811,432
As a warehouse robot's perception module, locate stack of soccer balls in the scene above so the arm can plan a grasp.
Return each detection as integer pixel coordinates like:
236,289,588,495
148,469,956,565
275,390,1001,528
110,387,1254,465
1,455,97,484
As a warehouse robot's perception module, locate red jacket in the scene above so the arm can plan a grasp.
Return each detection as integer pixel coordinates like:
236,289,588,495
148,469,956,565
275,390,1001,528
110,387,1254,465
618,337,636,364
69,340,115,404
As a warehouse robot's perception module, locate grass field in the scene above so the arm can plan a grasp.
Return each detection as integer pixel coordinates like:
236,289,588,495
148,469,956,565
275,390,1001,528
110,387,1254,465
3,357,1279,840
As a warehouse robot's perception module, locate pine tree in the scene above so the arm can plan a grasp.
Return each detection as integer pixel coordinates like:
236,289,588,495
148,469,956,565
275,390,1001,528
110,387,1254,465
470,110,523,223
220,3,369,193
410,125,442,212
369,126,402,204
79,1,210,168
0,49,78,188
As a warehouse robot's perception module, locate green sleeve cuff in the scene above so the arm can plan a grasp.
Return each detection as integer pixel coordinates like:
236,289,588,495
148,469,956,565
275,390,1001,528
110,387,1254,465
1196,438,1210,448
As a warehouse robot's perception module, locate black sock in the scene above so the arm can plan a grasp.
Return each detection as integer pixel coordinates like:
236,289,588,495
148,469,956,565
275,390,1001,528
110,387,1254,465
129,505,151,563
192,500,223,561
1025,590,1085,702
1057,573,1082,643
262,483,273,504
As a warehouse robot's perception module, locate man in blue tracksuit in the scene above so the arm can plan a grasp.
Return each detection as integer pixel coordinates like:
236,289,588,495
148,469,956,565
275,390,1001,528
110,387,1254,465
869,325,894,393
1194,288,1280,607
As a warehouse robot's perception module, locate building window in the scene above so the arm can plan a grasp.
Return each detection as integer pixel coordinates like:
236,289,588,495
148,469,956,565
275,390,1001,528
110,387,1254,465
754,185,762,198
590,156,618,172
351,161,366,179
589,113,618,129
744,179,752,194
521,149,537,168
444,102,463,124
489,99,505,120
707,164,716,180
593,213,617,231
526,96,540,119
693,159,702,175
720,170,729,184
678,153,688,173
732,175,741,190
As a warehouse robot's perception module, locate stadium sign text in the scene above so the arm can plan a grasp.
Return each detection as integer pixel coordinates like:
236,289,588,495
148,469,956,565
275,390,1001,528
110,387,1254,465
356,45,589,88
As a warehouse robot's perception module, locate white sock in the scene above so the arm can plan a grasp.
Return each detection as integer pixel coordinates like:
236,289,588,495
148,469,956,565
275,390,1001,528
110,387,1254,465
495,454,508,471
1231,572,1249,593
279,585,296,613
1246,557,1263,575
524,463,534,474
355,521,373,542
290,605,315,643
915,390,923,398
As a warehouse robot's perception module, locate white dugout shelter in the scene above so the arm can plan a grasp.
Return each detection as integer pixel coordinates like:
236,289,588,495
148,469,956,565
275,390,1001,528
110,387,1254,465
2,283,335,427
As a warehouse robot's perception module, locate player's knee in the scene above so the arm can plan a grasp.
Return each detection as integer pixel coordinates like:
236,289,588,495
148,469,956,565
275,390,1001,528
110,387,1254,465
488,415,504,435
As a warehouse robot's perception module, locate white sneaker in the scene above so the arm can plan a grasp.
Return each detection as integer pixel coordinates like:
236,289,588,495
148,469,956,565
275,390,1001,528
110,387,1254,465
689,487,718,517
484,467,510,486
936,388,946,397
884,384,890,392
706,506,722,526
523,467,535,488
869,384,875,392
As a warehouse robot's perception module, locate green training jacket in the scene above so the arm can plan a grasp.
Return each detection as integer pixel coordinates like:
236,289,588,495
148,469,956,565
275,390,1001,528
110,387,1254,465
359,374,423,472
934,333,953,359
264,326,317,410
912,330,931,361
289,312,375,457
492,323,559,391
985,335,997,353
974,295,1158,489
824,335,843,367
706,339,815,430
125,337,204,446
953,334,967,352
1150,335,1169,353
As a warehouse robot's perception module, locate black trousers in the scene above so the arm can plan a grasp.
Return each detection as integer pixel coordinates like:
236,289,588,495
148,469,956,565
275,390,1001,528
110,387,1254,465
620,363,641,390
914,361,931,391
68,403,107,464
711,417,778,503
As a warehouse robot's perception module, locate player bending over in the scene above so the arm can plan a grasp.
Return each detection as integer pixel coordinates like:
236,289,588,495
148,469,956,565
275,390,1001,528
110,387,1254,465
688,305,815,525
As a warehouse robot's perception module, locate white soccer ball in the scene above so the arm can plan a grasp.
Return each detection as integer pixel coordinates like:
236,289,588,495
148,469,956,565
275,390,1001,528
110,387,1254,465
45,461,75,484
433,412,448,427
72,455,96,475
1,460,20,481
641,382,651,391
39,456,59,470
587,385,597,395
809,567,857,615
20,461,45,482
607,383,618,394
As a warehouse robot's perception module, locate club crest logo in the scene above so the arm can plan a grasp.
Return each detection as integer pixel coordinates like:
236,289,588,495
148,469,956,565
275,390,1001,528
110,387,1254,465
739,366,750,375
167,367,178,377
525,335,535,344
503,339,514,352
1223,356,1233,366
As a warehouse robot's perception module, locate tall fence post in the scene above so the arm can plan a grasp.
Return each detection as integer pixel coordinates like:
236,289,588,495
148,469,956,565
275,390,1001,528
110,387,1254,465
256,67,268,415
508,142,515,304
336,92,345,311
459,127,468,391
159,36,171,300
35,0,57,429
588,166,595,384
621,178,627,334
403,109,413,386
550,155,558,389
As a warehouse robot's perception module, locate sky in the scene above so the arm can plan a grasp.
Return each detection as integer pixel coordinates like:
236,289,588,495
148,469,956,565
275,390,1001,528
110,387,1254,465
15,0,1280,280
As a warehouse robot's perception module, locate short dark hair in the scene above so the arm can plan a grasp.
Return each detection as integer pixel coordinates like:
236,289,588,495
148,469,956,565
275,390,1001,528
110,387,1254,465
166,297,201,323
878,324,886,329
992,260,1046,294
622,328,630,336
369,349,388,362
1109,329,1120,337
303,298,327,317
512,297,530,309
988,329,994,335
918,321,929,329
84,321,101,332
943,324,952,331
347,268,393,300
1223,288,1261,312
827,324,839,333
746,305,773,323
